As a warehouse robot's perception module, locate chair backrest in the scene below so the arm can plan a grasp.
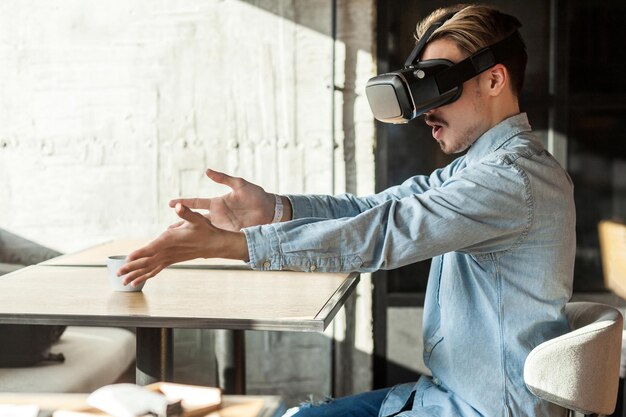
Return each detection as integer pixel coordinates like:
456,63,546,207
523,302,623,416
599,220,626,300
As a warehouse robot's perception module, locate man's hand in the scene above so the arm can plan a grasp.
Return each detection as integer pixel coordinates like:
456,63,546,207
169,169,287,231
117,203,249,287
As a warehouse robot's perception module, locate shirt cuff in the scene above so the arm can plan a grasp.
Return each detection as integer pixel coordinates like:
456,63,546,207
285,195,313,219
242,224,282,270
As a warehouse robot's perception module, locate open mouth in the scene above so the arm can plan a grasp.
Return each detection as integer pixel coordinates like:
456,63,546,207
424,115,447,140
426,121,444,140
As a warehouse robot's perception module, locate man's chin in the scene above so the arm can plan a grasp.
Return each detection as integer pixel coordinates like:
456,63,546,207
436,139,452,154
436,139,470,155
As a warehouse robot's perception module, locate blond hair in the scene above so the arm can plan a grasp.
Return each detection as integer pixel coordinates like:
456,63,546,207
415,4,527,96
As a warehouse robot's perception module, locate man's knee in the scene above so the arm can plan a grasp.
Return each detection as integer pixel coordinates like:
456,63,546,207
285,397,335,417
282,389,389,417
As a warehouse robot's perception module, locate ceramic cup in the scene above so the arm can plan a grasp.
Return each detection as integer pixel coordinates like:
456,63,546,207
106,255,145,292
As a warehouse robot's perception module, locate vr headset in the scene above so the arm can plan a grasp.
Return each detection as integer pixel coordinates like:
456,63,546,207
365,12,526,124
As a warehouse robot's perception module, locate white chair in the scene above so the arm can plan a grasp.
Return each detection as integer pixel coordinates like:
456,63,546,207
524,302,623,417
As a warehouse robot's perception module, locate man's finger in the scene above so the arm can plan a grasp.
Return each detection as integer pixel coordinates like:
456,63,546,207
118,255,152,277
128,265,164,288
121,264,153,285
125,242,159,264
169,198,212,209
168,220,185,229
175,203,206,224
206,169,243,190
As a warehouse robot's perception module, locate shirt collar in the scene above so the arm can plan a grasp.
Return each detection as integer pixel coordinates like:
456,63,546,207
464,113,532,165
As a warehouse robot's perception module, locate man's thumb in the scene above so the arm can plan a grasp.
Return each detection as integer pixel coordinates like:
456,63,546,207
206,169,240,190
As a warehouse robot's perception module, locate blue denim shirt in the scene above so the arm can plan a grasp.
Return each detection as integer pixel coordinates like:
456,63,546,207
242,113,575,417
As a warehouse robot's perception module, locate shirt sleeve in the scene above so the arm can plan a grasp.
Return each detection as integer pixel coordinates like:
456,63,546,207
286,157,463,220
243,157,530,273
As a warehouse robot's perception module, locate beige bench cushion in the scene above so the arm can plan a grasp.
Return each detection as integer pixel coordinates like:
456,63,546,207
0,326,135,393
0,263,23,276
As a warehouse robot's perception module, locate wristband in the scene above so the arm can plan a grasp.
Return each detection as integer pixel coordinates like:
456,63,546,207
271,194,283,223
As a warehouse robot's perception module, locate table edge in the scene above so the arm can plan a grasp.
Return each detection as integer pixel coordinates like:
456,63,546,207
0,314,327,332
313,272,360,330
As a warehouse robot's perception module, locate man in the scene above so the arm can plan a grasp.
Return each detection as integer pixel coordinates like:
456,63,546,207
120,4,575,417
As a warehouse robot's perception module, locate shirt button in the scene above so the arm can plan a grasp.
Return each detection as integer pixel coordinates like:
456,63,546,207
263,261,270,268
433,377,440,386
310,265,317,272
425,344,433,353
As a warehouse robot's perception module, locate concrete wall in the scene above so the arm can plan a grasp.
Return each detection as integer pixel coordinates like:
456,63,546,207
0,0,375,404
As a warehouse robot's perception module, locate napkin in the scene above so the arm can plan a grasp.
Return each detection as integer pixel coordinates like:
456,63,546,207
0,405,39,417
87,384,170,417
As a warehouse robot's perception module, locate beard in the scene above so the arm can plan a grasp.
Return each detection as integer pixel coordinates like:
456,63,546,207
427,115,478,154
438,130,476,154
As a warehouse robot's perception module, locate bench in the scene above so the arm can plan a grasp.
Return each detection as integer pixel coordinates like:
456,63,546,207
0,326,135,393
1,234,136,393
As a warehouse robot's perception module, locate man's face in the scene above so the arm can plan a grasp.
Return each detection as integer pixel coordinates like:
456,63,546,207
421,38,491,154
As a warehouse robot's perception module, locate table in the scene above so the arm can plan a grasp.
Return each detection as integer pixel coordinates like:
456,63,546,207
0,392,285,417
0,259,358,394
0,265,357,331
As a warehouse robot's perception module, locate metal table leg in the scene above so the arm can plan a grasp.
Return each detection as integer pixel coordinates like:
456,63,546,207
215,329,246,394
135,327,173,385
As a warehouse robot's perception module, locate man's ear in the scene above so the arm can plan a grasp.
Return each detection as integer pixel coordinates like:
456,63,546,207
485,63,508,96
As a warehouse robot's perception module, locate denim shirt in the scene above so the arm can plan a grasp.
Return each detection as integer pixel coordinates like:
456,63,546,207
242,113,575,417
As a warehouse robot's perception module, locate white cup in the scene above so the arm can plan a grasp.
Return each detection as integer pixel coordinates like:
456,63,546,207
106,255,145,292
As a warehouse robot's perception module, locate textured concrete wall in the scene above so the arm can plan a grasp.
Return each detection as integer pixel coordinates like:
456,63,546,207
0,0,375,404
0,0,332,248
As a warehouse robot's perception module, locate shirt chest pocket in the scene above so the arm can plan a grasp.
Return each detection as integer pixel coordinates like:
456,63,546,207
423,332,444,364
436,252,493,309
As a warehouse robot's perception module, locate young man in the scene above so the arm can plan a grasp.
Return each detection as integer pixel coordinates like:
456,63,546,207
120,4,575,417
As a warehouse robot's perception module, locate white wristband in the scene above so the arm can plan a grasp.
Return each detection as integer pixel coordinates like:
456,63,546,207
271,194,283,223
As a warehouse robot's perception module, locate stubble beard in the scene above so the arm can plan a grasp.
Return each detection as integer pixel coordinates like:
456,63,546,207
439,88,484,154
438,131,476,154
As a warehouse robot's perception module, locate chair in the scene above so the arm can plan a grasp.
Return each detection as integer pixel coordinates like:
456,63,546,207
598,220,626,300
524,302,623,417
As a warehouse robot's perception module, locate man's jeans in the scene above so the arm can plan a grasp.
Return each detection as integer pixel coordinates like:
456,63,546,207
284,388,391,417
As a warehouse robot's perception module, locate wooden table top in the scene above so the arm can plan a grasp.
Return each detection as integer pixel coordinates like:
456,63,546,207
0,265,358,332
40,239,249,269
